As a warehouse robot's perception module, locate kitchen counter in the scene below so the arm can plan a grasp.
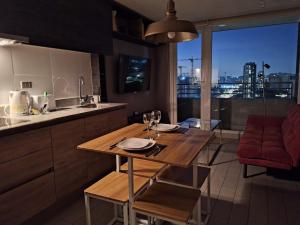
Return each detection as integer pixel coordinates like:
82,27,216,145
0,103,127,137
0,102,128,225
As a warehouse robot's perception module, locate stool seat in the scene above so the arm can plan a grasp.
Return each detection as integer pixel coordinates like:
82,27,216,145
120,159,166,178
133,182,201,223
158,165,210,189
84,171,149,203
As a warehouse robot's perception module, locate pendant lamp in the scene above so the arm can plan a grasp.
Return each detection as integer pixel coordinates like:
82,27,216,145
144,0,198,43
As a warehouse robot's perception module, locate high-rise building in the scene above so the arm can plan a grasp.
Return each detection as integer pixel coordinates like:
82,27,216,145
268,73,296,98
243,62,257,98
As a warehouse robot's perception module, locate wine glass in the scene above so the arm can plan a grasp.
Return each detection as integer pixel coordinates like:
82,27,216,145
151,110,161,137
143,113,152,138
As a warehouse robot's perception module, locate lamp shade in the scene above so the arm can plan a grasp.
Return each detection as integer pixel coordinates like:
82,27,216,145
144,0,198,43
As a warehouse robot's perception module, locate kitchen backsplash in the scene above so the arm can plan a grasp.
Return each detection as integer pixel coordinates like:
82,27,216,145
0,44,93,105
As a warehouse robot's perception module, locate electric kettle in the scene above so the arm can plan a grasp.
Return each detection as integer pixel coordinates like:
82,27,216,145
9,91,31,115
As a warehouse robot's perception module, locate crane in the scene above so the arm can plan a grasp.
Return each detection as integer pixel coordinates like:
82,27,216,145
180,57,201,84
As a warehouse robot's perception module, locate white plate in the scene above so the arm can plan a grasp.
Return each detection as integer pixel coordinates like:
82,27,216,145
117,138,156,151
151,123,180,132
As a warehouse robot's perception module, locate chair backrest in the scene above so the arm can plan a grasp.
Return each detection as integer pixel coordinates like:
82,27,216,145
282,104,300,167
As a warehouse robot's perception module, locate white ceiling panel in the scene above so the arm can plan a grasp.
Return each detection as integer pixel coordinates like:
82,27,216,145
115,0,300,22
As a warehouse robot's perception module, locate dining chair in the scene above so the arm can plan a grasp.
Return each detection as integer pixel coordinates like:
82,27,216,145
132,182,202,225
156,165,211,225
84,171,149,225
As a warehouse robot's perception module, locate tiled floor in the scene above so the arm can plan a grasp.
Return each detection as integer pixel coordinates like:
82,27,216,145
26,139,300,225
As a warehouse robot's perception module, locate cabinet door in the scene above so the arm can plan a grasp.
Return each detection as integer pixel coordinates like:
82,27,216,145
51,119,87,199
85,109,127,140
85,109,127,181
0,127,51,164
0,173,56,225
0,148,52,194
0,0,113,54
107,109,128,132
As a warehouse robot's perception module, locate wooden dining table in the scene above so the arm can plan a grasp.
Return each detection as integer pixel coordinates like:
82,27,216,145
78,123,214,225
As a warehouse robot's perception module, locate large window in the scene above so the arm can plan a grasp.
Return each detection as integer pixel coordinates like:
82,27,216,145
177,35,201,122
212,23,299,130
176,23,299,129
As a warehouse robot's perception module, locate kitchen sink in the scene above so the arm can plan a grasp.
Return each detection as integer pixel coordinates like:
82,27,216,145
77,103,97,108
0,117,30,127
48,107,71,112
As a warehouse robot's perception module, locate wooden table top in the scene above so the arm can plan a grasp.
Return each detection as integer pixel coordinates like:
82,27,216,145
78,123,214,168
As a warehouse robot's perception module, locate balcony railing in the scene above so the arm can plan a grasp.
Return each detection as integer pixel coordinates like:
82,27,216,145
177,82,294,99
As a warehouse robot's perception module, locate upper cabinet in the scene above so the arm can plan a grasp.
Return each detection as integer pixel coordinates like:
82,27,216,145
0,0,113,54
112,2,158,48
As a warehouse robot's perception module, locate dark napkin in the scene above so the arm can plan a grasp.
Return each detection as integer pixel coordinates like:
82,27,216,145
172,127,189,134
144,144,167,157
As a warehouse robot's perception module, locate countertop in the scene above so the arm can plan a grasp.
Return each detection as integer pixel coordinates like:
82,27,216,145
0,103,127,137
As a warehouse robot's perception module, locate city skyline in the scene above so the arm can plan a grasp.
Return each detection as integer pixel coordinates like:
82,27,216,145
177,23,298,83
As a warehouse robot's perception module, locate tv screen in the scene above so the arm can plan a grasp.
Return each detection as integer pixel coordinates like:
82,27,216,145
118,54,151,93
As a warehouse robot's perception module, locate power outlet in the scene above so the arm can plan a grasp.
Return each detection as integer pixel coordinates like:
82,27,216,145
20,81,32,89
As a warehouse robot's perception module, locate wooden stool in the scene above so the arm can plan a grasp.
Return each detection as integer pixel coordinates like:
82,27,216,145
157,166,211,225
84,171,149,225
132,182,202,225
120,158,166,179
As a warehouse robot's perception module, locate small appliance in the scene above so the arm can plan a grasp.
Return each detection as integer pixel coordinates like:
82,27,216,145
9,91,31,115
31,95,48,113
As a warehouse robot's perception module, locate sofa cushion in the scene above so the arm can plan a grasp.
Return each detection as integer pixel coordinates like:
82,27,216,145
238,129,291,166
261,146,292,165
238,104,300,169
282,105,300,167
238,142,262,159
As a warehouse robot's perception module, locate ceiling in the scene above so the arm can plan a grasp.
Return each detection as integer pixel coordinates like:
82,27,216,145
115,0,300,22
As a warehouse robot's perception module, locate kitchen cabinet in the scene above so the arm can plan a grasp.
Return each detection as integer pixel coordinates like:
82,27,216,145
51,119,88,199
0,173,56,225
84,108,127,181
0,148,52,194
0,0,113,54
0,106,127,224
51,108,127,196
0,127,51,163
0,127,54,225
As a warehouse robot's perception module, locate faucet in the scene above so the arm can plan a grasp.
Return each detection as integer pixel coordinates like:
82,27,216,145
79,76,89,105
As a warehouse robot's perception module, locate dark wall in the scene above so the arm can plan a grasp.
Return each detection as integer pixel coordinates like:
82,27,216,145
104,39,170,118
105,39,158,116
0,0,113,54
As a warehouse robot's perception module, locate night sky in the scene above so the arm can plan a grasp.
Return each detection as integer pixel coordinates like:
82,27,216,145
177,23,298,83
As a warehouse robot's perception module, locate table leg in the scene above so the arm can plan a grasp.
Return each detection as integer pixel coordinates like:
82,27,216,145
128,157,136,225
116,155,121,172
84,194,91,225
193,160,201,225
206,145,210,166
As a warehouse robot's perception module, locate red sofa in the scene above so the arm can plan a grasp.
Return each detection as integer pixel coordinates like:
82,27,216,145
237,104,300,178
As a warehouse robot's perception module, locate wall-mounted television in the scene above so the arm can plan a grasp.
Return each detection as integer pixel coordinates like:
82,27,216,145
117,54,151,93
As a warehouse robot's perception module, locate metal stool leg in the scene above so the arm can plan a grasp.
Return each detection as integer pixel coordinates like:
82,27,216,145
207,172,211,215
197,196,202,225
85,194,92,225
123,203,129,225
